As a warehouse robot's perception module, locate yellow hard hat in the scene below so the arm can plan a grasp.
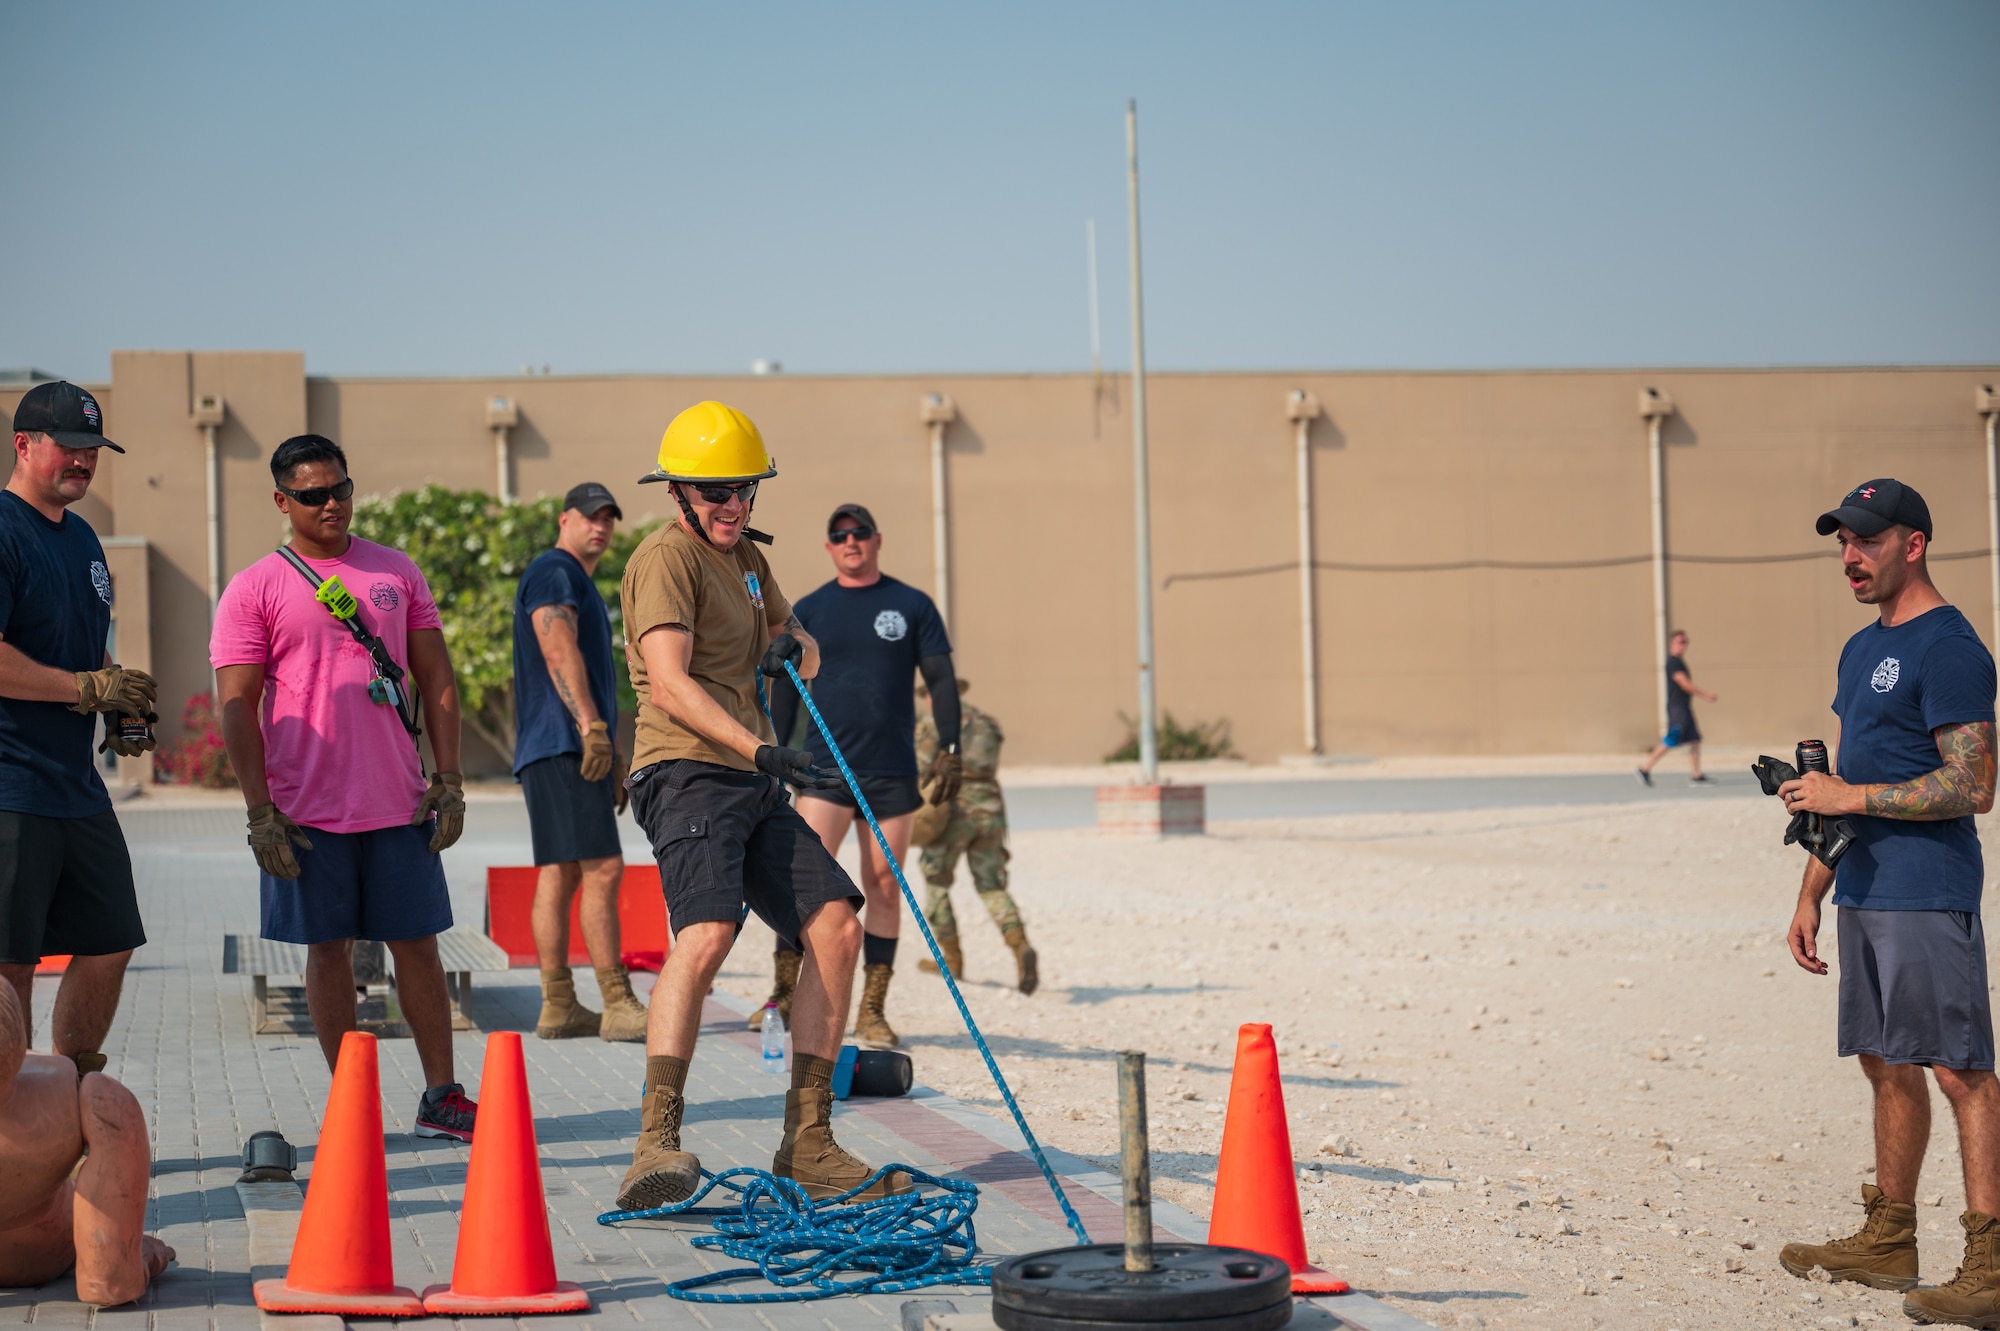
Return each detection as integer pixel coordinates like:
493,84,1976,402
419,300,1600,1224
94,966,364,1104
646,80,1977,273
638,401,778,485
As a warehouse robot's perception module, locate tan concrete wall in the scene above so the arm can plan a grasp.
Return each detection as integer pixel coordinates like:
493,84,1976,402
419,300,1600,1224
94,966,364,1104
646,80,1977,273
12,356,2000,768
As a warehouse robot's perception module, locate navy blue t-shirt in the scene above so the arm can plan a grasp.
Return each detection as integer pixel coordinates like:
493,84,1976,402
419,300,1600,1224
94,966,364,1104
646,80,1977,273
1831,604,1997,911
0,492,113,817
791,575,951,777
511,548,618,775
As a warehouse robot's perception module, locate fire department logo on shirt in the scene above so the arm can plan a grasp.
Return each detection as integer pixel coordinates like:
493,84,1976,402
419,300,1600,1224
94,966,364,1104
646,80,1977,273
1871,657,1901,693
368,581,399,611
874,609,907,641
89,560,110,604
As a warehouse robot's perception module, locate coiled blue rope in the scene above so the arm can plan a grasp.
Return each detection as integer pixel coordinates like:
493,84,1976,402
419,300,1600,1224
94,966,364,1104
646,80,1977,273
596,660,1091,1302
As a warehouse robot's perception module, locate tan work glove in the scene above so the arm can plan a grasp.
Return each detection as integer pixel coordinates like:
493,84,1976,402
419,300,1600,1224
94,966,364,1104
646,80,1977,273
414,771,466,853
247,803,313,879
928,749,964,806
578,719,615,782
98,712,159,758
613,757,631,815
73,665,157,716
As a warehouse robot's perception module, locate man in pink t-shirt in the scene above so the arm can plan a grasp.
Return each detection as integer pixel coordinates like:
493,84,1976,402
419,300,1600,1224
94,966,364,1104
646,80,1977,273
211,434,477,1143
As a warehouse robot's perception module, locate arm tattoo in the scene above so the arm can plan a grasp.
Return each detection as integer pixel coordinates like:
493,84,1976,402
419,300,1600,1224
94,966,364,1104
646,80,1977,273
534,604,579,633
554,671,584,722
783,612,802,634
1864,721,1998,820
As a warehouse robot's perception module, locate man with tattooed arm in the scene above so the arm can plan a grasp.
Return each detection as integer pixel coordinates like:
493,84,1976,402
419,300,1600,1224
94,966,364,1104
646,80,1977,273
1776,480,2000,1323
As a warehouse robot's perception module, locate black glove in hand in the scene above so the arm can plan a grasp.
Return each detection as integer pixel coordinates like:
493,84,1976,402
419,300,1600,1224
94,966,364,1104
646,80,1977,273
928,749,963,806
760,633,803,679
755,743,844,791
98,712,159,758
248,803,313,879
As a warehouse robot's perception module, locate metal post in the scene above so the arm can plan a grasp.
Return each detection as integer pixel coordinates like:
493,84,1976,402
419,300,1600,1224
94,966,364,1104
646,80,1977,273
203,423,222,614
494,426,514,504
1126,100,1158,785
1289,391,1322,755
1639,388,1675,736
930,419,951,627
1116,1051,1154,1272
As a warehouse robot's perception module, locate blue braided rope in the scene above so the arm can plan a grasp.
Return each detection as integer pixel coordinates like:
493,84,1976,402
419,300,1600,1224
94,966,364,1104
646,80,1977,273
780,659,1092,1246
600,1165,991,1302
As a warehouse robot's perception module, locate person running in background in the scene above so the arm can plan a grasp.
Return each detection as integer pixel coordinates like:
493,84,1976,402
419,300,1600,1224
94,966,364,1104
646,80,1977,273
213,433,476,1142
1637,629,1719,786
765,504,961,1048
913,678,1036,993
512,482,647,1043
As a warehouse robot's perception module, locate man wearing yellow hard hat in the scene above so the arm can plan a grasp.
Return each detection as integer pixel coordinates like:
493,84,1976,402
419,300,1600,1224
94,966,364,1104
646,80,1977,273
614,401,908,1208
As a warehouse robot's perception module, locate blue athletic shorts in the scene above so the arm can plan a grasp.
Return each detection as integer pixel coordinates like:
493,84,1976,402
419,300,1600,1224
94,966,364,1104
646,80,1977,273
1837,906,1995,1071
259,821,453,945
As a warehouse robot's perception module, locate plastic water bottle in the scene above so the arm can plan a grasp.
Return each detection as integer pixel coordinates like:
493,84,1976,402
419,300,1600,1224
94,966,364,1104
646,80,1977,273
760,1002,786,1068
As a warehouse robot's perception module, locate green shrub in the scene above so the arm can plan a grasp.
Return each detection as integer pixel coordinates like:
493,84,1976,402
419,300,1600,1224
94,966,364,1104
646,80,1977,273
1104,711,1238,763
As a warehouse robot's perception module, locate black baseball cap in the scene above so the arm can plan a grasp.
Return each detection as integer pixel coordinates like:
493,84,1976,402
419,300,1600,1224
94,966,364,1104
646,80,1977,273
1816,479,1933,540
562,481,621,519
12,380,123,453
827,503,876,535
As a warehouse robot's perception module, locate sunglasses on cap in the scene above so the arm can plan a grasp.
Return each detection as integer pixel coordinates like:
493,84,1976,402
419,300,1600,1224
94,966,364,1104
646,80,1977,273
828,525,876,544
278,478,355,507
682,480,759,505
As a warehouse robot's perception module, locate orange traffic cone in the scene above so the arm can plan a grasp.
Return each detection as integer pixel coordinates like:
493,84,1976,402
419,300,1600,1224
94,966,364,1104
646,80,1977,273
254,1032,425,1315
1208,1022,1350,1295
422,1032,590,1313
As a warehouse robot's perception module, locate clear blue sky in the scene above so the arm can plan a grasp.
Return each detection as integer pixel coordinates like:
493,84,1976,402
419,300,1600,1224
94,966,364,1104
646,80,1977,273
4,1,1995,381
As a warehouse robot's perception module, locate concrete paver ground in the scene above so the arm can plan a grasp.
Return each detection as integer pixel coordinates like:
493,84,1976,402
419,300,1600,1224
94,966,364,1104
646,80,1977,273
0,799,1429,1331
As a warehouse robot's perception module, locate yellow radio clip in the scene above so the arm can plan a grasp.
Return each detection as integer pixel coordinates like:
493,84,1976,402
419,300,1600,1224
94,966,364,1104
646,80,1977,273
315,574,360,622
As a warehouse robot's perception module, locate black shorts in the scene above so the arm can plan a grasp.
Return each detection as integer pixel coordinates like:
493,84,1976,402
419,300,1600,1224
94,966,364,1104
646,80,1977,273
628,760,862,950
0,809,146,964
520,753,624,866
1664,705,1701,746
799,772,924,820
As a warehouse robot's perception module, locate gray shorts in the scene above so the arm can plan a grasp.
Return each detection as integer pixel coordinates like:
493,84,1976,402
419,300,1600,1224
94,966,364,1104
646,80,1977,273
1838,906,1995,1071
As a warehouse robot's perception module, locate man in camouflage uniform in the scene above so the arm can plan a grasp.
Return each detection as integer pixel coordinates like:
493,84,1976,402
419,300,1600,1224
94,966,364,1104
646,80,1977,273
914,681,1036,994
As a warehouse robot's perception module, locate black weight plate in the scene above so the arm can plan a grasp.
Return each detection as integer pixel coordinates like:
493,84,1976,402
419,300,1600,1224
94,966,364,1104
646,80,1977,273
993,1297,1293,1331
993,1245,1292,1323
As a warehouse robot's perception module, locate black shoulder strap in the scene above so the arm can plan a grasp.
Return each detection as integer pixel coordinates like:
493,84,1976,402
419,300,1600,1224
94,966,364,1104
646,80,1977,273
276,544,323,590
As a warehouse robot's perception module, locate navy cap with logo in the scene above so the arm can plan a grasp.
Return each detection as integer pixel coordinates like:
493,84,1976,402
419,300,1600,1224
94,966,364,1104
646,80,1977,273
562,481,621,519
827,502,876,535
1816,478,1933,541
12,380,124,454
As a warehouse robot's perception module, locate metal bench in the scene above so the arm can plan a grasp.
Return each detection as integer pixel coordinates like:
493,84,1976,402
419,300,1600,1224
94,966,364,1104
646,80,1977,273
221,930,510,1036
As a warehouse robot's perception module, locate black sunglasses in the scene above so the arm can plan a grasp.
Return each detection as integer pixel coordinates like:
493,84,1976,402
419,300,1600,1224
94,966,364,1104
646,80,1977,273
828,525,876,544
278,477,355,507
685,480,758,505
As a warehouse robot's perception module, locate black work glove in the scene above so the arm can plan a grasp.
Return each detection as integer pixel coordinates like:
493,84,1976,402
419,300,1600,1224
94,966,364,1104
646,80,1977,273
760,633,803,679
755,744,844,791
99,711,159,758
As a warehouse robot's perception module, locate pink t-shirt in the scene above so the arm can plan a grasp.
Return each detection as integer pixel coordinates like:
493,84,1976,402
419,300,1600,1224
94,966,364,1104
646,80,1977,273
210,538,442,833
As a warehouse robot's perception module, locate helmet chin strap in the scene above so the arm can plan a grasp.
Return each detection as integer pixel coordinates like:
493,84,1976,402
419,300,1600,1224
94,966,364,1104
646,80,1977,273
670,483,774,547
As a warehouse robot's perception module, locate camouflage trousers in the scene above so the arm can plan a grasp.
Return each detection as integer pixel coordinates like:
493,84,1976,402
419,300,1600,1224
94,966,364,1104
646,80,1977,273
919,805,1021,939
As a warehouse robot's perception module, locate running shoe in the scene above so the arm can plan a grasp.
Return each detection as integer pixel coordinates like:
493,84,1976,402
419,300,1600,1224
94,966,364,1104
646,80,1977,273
414,1083,477,1142
1635,767,1652,787
1689,774,1714,785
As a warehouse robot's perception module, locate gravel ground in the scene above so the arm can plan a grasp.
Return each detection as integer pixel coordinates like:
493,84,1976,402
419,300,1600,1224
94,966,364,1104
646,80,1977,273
713,793,1999,1330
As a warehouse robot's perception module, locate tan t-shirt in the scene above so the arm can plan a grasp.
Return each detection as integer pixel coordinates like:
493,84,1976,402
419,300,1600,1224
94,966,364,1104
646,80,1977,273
622,521,792,772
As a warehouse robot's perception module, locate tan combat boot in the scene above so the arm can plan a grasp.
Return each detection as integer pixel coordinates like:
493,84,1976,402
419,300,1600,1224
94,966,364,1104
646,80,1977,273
595,964,649,1043
535,967,601,1040
772,1087,912,1200
916,933,965,979
748,949,804,1031
1003,924,1039,996
1906,1210,2000,1326
1779,1183,1919,1290
616,1083,703,1210
854,962,898,1046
